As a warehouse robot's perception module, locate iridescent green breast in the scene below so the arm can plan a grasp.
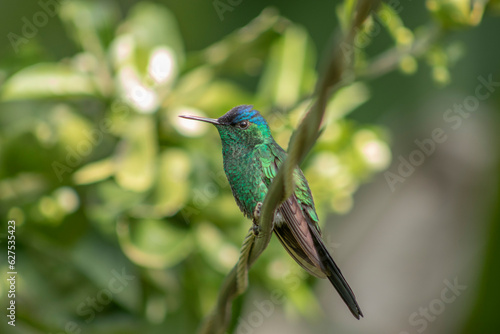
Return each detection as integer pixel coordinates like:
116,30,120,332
222,145,269,218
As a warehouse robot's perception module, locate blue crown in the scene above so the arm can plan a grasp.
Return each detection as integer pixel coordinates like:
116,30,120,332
218,105,267,126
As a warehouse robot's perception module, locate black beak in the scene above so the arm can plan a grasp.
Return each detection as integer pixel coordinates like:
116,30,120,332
179,115,220,125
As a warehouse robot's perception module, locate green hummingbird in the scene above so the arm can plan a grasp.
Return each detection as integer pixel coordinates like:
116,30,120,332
180,105,362,319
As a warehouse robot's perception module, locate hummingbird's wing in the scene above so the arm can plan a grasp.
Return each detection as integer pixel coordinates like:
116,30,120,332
274,197,327,278
260,144,325,277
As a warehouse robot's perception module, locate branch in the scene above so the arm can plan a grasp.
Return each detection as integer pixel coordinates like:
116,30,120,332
357,25,442,80
197,1,380,333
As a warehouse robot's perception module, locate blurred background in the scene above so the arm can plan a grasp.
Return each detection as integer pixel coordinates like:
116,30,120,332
0,0,499,333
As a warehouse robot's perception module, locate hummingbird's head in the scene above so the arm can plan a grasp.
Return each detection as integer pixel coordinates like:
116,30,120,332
180,105,273,150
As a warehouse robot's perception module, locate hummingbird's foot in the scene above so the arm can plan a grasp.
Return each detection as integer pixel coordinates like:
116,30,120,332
253,202,262,220
252,202,263,236
251,223,261,236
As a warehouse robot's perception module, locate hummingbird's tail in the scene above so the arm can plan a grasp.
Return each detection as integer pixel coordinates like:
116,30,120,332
311,229,363,319
275,196,363,319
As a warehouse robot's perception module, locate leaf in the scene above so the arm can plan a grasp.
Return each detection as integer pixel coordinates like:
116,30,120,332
59,0,120,51
117,2,184,72
50,104,95,157
117,218,193,269
71,234,142,313
131,149,191,218
87,180,145,236
15,250,88,324
427,0,486,28
257,25,316,108
114,115,157,192
194,79,254,114
111,3,184,112
1,63,97,100
195,223,239,273
193,8,284,74
73,158,114,185
325,82,370,121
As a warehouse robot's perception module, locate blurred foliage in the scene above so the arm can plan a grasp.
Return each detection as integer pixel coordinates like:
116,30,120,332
0,0,497,333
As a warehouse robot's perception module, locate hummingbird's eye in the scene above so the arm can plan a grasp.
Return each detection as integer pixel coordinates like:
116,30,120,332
237,120,249,129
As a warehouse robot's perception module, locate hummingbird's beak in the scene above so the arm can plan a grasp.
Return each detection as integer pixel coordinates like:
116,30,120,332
179,115,220,125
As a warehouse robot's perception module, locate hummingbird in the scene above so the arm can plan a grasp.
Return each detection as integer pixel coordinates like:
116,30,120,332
180,105,363,319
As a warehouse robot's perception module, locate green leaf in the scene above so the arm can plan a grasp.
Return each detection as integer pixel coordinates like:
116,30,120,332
195,223,239,273
59,0,120,52
117,218,193,269
257,25,316,108
73,158,115,185
50,104,94,154
336,0,358,31
131,149,191,218
192,9,284,75
1,63,97,100
117,2,184,72
71,234,141,313
427,0,486,28
325,82,370,120
87,180,145,236
114,115,157,192
194,79,254,114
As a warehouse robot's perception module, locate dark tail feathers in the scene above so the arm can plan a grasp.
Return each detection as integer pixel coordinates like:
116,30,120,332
313,233,363,319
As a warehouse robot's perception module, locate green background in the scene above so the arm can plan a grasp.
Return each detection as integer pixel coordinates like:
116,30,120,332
0,0,499,333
